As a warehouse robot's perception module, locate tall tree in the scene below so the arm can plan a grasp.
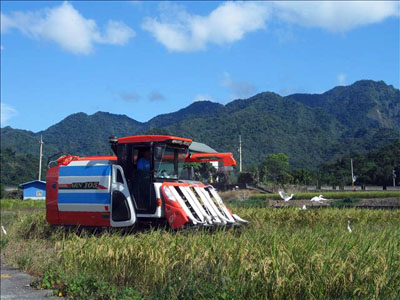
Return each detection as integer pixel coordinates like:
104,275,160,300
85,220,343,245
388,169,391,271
260,153,292,184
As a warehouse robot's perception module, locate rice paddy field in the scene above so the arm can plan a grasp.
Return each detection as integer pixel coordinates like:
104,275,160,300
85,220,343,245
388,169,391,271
1,196,400,299
247,190,400,200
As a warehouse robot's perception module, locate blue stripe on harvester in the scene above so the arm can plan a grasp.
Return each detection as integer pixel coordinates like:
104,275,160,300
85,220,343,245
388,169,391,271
59,165,111,177
58,193,110,204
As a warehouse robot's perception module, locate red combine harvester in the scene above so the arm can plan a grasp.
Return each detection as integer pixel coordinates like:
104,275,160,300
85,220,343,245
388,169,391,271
46,135,248,229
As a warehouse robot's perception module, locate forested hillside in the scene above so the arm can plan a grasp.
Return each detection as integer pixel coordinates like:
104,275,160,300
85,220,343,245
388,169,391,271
162,92,345,169
320,139,400,188
146,101,224,129
1,80,399,185
287,80,400,130
39,112,144,156
0,148,46,186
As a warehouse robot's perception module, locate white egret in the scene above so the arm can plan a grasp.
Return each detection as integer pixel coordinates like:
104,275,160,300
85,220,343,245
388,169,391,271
302,205,307,210
279,191,294,202
310,196,321,202
347,220,352,233
310,195,328,202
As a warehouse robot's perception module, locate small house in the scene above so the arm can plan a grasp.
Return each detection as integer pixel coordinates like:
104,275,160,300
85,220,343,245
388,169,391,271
19,180,46,200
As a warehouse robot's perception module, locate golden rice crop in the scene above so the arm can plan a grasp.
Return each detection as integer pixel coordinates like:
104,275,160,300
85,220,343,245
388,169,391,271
3,207,400,299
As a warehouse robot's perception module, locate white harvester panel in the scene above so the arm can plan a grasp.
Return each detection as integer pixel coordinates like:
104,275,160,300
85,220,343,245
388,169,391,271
165,184,247,227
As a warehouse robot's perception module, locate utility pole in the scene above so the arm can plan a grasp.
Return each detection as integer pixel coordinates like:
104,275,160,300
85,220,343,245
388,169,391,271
239,135,242,172
38,135,43,181
351,158,355,190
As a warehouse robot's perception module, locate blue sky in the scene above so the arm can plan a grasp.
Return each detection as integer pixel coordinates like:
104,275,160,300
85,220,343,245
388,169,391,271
1,1,399,132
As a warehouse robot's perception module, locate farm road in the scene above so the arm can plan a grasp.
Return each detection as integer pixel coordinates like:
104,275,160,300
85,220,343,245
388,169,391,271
1,265,59,299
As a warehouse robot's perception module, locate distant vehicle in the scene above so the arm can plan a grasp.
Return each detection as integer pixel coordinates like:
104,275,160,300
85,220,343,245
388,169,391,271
46,135,248,229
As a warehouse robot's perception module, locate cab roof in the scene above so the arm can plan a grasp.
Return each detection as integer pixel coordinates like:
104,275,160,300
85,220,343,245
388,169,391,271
118,135,192,145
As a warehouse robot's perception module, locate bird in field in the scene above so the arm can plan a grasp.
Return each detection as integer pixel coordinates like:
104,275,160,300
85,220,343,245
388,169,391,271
1,226,6,235
302,205,307,210
347,220,352,233
279,191,294,202
310,195,328,202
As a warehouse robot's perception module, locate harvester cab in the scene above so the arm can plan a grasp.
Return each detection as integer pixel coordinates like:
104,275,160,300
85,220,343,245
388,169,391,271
109,135,192,217
46,135,248,229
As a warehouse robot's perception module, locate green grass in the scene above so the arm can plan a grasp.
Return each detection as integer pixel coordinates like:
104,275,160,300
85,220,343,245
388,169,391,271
2,204,400,300
0,199,45,209
249,191,400,201
0,199,46,252
228,197,269,208
330,197,361,208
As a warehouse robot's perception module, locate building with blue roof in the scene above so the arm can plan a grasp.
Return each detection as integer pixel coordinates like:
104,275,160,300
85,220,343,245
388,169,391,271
19,180,46,200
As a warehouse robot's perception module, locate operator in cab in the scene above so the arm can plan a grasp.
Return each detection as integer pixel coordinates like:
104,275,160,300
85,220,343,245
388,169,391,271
137,151,150,172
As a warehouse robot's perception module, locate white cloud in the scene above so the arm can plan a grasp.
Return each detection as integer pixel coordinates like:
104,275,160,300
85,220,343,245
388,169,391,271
1,2,135,55
337,73,347,86
221,72,257,100
1,103,18,126
273,1,400,32
142,2,270,52
142,1,399,51
98,21,135,45
1,13,12,33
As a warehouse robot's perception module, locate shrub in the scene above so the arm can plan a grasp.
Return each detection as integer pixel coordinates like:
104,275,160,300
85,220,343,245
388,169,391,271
330,197,361,208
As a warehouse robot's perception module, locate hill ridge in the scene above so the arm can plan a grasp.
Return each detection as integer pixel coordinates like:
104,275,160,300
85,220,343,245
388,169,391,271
1,79,399,172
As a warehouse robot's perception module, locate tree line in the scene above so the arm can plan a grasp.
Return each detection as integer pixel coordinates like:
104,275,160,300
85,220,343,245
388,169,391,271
1,140,399,190
238,140,400,188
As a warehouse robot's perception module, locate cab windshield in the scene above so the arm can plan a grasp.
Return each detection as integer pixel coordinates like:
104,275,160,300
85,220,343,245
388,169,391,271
154,145,187,179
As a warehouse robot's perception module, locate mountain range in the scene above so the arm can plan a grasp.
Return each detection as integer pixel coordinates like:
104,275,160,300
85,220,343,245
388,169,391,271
1,80,399,185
